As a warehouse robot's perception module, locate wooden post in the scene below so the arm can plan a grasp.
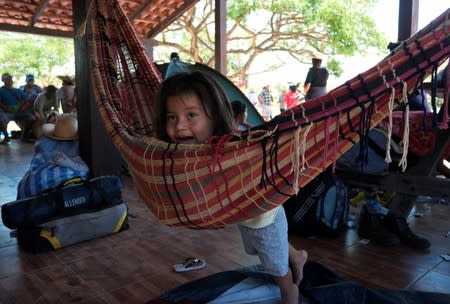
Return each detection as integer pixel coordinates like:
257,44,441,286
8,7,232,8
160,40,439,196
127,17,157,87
72,0,122,177
214,0,227,75
398,0,419,40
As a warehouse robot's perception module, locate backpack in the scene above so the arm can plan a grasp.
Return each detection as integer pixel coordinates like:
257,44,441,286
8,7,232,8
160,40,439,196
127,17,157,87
283,171,349,238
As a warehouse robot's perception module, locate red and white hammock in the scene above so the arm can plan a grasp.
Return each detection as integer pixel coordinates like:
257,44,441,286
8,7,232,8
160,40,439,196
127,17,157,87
87,0,450,229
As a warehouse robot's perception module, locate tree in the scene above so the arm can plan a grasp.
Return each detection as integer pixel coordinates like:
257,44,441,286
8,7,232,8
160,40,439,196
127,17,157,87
0,32,74,87
153,0,387,83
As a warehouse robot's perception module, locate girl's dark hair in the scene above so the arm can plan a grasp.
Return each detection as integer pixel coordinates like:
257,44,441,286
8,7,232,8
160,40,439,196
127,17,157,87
155,71,234,141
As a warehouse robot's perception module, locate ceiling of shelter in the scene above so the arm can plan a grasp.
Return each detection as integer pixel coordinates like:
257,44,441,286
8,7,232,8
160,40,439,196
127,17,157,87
0,0,199,38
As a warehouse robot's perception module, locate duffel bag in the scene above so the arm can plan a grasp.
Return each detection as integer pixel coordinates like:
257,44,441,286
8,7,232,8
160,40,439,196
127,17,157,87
16,201,129,253
1,175,123,229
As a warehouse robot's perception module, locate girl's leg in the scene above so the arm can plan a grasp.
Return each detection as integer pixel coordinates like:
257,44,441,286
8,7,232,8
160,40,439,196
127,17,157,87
289,244,308,285
273,268,299,304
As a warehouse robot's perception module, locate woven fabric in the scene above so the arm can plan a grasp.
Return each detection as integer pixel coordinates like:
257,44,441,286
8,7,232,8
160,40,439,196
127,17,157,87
87,1,450,229
378,111,437,156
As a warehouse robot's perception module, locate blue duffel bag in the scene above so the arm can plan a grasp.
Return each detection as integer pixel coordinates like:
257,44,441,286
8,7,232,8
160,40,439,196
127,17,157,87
1,175,123,229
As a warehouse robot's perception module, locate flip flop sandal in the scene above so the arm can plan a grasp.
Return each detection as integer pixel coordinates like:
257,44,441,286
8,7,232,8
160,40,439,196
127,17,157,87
173,257,206,273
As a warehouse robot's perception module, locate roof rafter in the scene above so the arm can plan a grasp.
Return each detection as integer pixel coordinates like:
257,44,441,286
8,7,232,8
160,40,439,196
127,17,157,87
0,0,199,38
30,0,50,26
129,0,155,22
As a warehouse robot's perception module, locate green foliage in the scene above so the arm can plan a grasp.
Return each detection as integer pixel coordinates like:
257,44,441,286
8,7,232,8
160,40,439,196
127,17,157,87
155,0,387,79
0,32,74,87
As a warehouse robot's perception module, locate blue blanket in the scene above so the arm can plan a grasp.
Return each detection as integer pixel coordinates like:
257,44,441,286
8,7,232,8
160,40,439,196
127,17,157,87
147,261,450,304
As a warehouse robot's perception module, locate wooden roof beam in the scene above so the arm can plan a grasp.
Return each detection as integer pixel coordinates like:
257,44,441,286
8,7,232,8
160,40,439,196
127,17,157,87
0,23,73,38
30,0,50,26
129,0,155,22
144,0,200,38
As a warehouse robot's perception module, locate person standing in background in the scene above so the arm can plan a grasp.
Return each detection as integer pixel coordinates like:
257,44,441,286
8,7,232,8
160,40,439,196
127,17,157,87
56,75,76,114
246,88,258,106
303,56,329,101
284,83,299,109
278,93,286,113
258,85,273,121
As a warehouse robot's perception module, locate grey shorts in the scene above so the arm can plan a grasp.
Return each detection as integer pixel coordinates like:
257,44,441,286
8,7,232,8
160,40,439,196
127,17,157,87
238,208,289,277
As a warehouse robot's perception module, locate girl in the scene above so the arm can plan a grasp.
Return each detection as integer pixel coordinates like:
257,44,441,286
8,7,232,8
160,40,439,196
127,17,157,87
155,71,307,304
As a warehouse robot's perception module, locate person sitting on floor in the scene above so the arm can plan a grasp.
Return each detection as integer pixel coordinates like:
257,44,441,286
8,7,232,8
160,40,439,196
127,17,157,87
33,85,58,120
20,74,43,107
0,73,36,144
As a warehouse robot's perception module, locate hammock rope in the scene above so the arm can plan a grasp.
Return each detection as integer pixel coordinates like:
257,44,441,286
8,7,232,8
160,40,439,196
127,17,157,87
87,0,450,229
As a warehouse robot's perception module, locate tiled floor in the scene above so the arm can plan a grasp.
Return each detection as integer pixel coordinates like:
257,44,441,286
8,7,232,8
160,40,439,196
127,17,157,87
0,138,449,303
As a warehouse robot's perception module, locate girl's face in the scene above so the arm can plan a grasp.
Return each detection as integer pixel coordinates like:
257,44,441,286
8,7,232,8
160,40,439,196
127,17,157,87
165,92,214,144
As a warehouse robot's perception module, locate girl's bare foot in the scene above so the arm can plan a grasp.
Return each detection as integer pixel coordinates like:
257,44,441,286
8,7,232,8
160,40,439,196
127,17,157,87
289,248,308,285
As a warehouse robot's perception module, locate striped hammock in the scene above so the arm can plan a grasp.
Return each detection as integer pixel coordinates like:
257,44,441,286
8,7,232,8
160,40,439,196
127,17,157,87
87,1,450,229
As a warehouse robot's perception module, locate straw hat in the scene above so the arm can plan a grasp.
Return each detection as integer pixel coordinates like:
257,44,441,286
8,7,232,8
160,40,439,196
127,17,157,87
42,115,78,140
57,75,75,85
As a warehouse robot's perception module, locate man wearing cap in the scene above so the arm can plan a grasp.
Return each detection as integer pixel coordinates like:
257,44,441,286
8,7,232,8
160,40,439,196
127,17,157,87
0,73,36,144
20,74,43,105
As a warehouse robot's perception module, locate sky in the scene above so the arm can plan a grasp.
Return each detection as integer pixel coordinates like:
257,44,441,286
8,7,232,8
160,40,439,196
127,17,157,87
248,0,449,94
328,0,449,88
374,0,449,42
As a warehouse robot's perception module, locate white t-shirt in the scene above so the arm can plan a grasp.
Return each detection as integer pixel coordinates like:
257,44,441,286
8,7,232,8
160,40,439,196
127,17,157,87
246,91,258,106
238,206,280,229
33,92,58,119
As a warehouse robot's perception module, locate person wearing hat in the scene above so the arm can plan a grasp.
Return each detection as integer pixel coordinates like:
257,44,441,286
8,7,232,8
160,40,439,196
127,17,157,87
19,74,43,106
56,75,76,114
17,114,89,198
0,73,35,144
303,56,329,101
18,74,43,141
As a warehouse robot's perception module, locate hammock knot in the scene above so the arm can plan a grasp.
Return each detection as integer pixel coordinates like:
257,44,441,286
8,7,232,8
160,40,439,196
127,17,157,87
247,126,279,143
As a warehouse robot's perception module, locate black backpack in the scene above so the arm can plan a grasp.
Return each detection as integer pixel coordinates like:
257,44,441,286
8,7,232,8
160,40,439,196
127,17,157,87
283,171,349,238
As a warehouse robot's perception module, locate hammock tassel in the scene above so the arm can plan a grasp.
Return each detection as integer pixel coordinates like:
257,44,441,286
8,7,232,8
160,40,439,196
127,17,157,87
293,127,301,195
384,86,395,163
398,80,410,172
